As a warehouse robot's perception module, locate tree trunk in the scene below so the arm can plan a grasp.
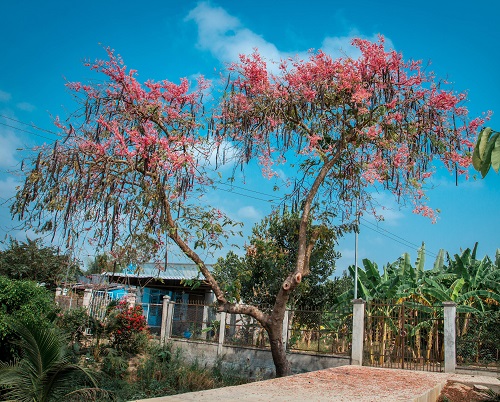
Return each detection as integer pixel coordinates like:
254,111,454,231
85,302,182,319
268,324,291,377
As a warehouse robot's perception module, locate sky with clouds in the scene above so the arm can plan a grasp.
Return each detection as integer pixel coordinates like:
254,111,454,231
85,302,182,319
0,0,498,272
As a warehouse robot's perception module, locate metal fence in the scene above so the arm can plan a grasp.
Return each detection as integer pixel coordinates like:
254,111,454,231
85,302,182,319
167,301,353,354
171,301,219,342
287,306,352,355
456,311,500,373
88,290,113,321
363,301,444,372
224,311,270,348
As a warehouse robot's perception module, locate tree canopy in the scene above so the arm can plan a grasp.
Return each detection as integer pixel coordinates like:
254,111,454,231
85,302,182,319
0,238,80,288
0,276,58,362
214,210,340,309
11,37,485,376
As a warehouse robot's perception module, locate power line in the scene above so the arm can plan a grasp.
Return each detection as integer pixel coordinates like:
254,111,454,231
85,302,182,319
0,115,59,136
215,182,436,258
0,121,56,142
359,216,439,257
215,180,282,200
359,221,439,259
216,186,277,203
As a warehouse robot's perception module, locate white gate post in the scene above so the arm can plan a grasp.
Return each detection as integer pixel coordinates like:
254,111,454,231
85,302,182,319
351,299,365,366
82,288,92,308
217,312,227,356
160,296,174,345
443,301,456,373
202,305,209,340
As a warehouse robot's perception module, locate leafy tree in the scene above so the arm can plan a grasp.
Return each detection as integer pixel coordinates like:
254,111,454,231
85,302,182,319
0,319,108,402
473,127,500,177
214,210,340,310
86,253,116,275
0,238,81,288
436,244,500,329
12,38,483,376
0,276,58,362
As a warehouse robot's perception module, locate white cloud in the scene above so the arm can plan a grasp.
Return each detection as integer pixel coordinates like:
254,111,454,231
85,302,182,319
0,130,22,169
186,2,284,64
207,140,239,170
186,3,394,68
16,102,36,112
0,89,11,103
237,205,262,220
365,192,405,226
0,176,19,201
322,32,395,60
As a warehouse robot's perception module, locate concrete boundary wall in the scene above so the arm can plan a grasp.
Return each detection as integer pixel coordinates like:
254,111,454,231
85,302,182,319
169,338,350,379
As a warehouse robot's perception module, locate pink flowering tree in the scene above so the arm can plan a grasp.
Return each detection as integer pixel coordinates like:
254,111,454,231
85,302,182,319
214,36,486,375
11,48,241,291
12,38,485,377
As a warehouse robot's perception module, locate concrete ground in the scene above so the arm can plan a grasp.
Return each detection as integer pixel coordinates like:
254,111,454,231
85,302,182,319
132,365,500,402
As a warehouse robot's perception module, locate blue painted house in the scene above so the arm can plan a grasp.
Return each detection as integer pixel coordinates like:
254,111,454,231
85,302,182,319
103,263,214,332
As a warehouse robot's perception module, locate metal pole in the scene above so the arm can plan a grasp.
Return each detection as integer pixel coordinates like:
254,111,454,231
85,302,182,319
354,199,359,299
354,231,358,299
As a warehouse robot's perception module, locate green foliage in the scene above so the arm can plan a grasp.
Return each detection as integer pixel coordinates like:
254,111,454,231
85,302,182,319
214,210,340,308
96,343,249,401
0,237,81,288
101,348,129,380
457,310,500,365
339,243,500,314
473,127,500,177
105,300,149,354
0,319,108,402
56,307,100,352
0,276,58,362
86,253,115,275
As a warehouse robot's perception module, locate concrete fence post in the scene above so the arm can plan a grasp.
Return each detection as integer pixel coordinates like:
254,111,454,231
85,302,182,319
82,288,92,308
202,305,209,340
218,312,227,356
282,310,290,351
443,301,457,373
351,298,365,366
160,296,174,345
126,291,137,308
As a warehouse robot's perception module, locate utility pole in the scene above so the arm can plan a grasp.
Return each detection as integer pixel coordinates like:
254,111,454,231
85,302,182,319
354,199,359,299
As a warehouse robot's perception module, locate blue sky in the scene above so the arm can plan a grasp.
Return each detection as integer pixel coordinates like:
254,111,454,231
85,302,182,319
0,0,498,272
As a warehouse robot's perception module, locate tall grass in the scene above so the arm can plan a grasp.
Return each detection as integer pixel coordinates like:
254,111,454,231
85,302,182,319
96,343,249,401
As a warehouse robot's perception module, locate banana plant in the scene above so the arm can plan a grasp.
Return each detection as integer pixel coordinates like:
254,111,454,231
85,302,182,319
472,127,500,177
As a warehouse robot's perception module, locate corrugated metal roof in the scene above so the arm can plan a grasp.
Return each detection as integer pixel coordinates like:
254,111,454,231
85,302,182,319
103,262,213,281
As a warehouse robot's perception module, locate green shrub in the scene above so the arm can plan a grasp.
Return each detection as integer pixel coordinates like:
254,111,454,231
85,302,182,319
0,276,58,362
101,348,129,379
96,342,250,401
56,307,101,351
